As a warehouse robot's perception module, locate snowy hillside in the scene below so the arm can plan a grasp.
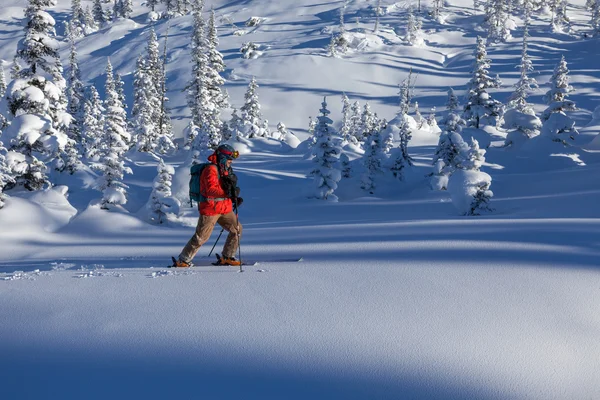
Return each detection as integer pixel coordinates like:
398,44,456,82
1,0,600,399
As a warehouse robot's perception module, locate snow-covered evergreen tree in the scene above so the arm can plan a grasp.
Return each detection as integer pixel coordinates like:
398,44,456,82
463,36,504,129
97,59,131,209
405,6,424,46
70,0,85,37
92,0,105,25
186,0,217,154
3,0,74,189
309,97,342,201
448,137,493,215
349,101,362,143
147,0,159,12
339,93,352,142
120,0,133,18
275,122,287,141
183,119,198,151
103,59,131,153
390,114,413,180
431,0,444,21
485,0,511,43
0,67,6,101
446,87,459,113
82,84,105,160
240,76,263,138
413,101,424,129
361,123,384,193
147,159,180,224
156,30,176,155
360,102,375,141
66,30,85,146
508,18,537,114
205,8,229,134
504,18,541,146
132,55,160,153
540,56,579,145
228,108,243,142
0,140,15,209
430,114,464,191
551,0,572,33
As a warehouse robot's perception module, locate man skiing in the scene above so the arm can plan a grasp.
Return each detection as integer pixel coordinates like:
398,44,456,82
172,144,243,267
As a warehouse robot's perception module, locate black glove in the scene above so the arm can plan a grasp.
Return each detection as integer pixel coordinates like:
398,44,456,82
220,176,236,198
233,197,244,208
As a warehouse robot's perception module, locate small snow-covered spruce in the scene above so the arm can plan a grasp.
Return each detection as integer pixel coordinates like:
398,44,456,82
0,140,15,209
132,55,160,153
414,101,424,129
405,6,424,46
508,15,537,114
485,0,511,43
430,114,464,190
97,60,131,209
309,97,342,201
183,120,198,151
349,101,362,143
186,0,210,134
240,76,263,138
360,124,384,193
66,30,85,146
147,0,159,12
463,36,504,129
390,114,413,180
228,108,243,141
92,0,106,26
112,0,120,21
156,27,176,155
70,0,85,38
274,122,287,140
148,159,180,224
541,56,579,145
206,8,229,121
0,67,6,99
551,0,572,33
240,42,260,59
430,0,444,21
5,0,74,189
504,18,541,146
82,84,105,160
340,94,353,143
360,102,375,142
103,59,131,155
448,137,493,216
398,70,414,116
374,0,382,32
120,0,133,18
446,87,459,113
327,34,338,58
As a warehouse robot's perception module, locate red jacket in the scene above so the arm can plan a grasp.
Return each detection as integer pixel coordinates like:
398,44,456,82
199,163,233,216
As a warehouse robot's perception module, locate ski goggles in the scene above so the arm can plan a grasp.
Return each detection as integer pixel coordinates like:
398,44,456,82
219,148,239,159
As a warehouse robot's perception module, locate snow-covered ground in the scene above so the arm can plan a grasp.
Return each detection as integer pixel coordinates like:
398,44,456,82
1,0,600,399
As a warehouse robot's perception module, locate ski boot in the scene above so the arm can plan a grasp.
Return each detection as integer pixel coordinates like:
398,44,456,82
213,254,241,266
171,257,192,268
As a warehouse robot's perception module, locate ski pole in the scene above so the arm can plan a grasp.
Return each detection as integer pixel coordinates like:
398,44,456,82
234,198,243,273
208,227,224,257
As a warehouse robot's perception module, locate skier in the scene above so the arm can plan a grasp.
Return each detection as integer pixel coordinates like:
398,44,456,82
172,144,244,267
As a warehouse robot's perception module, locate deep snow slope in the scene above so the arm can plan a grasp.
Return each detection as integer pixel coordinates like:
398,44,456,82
1,1,600,399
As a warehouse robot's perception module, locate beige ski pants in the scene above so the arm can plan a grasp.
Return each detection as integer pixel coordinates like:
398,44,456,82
178,212,242,262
